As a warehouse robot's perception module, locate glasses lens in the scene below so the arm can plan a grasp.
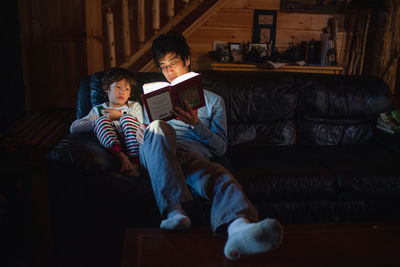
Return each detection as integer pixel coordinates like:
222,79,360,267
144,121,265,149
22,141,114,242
160,59,181,72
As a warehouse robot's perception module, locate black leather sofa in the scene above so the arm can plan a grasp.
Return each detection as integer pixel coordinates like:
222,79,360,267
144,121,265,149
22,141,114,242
46,70,400,231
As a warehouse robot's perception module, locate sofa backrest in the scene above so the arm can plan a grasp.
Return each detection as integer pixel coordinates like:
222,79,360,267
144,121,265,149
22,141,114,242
75,70,393,147
75,71,105,119
201,71,297,147
295,74,392,145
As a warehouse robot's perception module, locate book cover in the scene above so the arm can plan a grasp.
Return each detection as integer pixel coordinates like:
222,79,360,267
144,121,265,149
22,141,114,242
141,72,205,122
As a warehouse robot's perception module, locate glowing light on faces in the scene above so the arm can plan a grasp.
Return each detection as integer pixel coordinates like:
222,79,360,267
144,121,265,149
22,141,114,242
159,53,190,83
108,79,131,107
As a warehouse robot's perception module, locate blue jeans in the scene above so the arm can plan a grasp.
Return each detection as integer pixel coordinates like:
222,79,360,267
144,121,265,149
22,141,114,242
139,120,259,234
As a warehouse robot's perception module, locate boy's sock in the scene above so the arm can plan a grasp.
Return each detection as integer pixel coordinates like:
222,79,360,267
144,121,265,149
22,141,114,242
224,217,283,260
160,208,191,230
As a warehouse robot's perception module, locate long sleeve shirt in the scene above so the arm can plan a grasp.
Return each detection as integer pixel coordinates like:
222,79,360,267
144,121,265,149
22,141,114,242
70,101,144,135
145,90,228,158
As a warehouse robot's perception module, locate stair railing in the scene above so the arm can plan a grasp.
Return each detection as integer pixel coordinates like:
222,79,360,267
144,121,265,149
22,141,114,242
103,0,202,70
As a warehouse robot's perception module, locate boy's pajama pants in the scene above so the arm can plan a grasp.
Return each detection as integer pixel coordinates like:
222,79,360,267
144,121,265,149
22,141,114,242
94,115,140,158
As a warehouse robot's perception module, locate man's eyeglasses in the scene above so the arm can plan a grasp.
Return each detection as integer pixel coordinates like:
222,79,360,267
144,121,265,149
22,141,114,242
159,59,181,72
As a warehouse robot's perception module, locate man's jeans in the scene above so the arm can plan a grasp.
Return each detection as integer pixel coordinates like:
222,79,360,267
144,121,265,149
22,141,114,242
139,120,258,233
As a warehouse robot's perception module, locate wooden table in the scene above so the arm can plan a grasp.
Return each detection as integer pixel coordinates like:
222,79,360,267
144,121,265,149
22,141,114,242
210,62,343,75
121,221,400,267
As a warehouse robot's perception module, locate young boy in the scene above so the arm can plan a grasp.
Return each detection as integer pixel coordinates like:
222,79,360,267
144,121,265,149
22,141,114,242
136,31,283,260
70,67,143,176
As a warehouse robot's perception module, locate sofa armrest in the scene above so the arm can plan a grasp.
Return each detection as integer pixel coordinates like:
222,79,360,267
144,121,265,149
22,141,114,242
374,130,400,153
46,133,118,173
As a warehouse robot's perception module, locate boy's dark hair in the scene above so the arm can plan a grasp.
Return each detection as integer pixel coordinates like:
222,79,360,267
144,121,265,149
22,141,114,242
151,31,191,69
101,67,136,96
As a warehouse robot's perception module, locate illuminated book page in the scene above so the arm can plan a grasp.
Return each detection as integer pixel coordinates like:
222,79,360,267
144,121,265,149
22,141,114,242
170,71,199,85
142,82,169,94
142,72,199,94
146,91,173,120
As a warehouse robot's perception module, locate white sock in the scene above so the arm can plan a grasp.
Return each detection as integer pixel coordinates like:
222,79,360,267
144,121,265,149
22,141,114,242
227,217,251,235
224,218,283,260
160,209,191,230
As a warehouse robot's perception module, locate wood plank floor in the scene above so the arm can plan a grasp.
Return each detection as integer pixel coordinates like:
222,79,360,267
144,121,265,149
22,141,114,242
122,221,400,267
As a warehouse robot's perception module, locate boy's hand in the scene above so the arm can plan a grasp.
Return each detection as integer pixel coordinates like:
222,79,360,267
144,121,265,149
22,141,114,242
119,154,140,177
136,123,147,144
122,162,140,177
103,108,122,120
172,100,199,126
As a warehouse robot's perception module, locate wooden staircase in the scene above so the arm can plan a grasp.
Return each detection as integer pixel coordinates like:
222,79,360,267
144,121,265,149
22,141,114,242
102,0,229,72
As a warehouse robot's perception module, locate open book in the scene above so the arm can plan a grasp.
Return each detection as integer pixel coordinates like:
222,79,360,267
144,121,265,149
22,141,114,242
141,72,205,122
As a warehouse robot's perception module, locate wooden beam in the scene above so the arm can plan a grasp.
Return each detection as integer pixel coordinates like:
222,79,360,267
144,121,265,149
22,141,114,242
182,0,230,37
85,0,104,74
139,0,230,72
121,0,131,59
167,0,175,21
153,0,160,34
138,0,145,46
106,8,116,67
120,0,207,69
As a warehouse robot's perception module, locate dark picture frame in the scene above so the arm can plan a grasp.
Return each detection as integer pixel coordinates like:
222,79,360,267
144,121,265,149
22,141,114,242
252,10,277,50
280,0,347,13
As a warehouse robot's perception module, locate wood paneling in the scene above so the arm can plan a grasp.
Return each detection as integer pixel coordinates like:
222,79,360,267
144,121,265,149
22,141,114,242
202,9,253,28
190,27,252,44
18,0,87,109
188,0,346,71
276,12,344,31
224,0,280,9
86,0,104,74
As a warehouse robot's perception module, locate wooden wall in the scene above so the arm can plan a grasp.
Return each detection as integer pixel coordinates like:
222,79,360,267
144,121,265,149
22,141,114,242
185,0,346,71
18,0,87,109
18,0,347,109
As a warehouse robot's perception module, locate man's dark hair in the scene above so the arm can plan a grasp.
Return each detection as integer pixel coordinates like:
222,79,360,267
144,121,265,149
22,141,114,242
101,67,136,97
151,31,191,69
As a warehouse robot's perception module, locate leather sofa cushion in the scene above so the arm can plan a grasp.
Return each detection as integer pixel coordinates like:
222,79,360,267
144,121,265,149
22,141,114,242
214,145,338,201
296,74,392,119
296,118,375,145
46,133,118,173
228,120,295,147
76,72,106,119
254,199,399,224
303,139,400,200
295,74,392,145
202,71,297,146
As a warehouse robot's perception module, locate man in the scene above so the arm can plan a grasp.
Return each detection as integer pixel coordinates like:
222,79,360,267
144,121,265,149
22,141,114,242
136,31,283,260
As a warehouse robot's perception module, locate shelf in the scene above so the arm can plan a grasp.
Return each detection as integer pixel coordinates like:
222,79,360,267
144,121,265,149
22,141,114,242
210,62,343,75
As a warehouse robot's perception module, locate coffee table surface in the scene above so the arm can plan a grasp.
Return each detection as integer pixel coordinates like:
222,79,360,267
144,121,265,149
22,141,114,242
122,221,400,267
